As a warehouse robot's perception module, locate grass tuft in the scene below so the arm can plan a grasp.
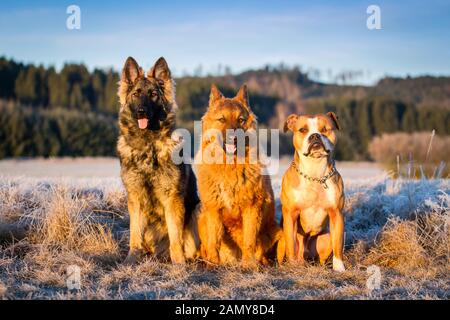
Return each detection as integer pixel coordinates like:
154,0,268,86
0,175,449,299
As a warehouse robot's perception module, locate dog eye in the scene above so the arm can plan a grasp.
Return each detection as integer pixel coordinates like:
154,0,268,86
151,90,158,97
132,91,139,97
238,117,246,124
217,117,226,123
299,128,307,133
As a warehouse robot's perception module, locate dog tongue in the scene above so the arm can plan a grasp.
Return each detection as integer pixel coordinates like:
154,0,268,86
138,118,148,129
225,143,236,154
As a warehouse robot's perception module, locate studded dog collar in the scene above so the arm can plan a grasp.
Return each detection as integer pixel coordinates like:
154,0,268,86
292,160,337,189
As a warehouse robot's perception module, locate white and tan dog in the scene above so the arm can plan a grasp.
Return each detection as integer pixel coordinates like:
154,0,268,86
280,112,345,271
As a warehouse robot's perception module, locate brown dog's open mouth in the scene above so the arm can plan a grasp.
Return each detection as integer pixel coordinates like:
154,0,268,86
225,143,237,154
224,134,237,155
137,118,148,129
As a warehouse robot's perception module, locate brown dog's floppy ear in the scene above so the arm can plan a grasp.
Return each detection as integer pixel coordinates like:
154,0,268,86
150,57,171,81
235,84,249,107
326,112,341,130
283,114,299,133
121,56,142,84
209,84,224,105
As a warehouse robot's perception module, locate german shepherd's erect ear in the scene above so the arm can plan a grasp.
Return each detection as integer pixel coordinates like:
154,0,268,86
148,57,176,110
122,57,142,84
235,84,257,125
235,84,249,108
118,57,144,105
209,84,224,106
149,57,171,82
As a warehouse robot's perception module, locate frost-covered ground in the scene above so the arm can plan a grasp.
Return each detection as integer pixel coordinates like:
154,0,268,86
0,159,448,299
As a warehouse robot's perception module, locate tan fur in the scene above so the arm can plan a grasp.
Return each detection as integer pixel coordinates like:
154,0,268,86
280,112,346,271
196,84,282,268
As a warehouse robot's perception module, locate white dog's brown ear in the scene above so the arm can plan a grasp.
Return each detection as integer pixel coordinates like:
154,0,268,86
209,84,224,105
326,112,341,130
235,84,249,107
283,114,299,133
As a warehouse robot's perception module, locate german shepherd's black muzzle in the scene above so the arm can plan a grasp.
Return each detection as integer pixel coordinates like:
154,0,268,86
134,101,168,131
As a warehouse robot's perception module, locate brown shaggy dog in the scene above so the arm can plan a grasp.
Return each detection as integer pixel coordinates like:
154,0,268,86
117,56,199,264
195,84,282,268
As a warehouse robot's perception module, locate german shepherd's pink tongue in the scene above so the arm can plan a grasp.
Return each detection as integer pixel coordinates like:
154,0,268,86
138,118,148,129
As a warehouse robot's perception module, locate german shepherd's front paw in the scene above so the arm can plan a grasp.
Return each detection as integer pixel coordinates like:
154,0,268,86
242,255,258,270
170,247,186,264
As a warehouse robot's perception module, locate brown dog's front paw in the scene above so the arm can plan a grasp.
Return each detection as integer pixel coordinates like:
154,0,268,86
201,252,220,269
170,248,186,265
207,251,220,265
259,256,269,266
124,249,144,265
242,256,258,270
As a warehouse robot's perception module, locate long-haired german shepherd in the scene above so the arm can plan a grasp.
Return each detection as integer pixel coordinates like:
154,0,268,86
117,56,199,264
196,84,283,268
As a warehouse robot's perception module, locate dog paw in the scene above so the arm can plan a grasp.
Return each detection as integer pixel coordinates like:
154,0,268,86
260,256,269,266
170,253,186,265
332,257,346,272
170,245,187,264
124,250,144,265
242,257,258,270
205,251,220,264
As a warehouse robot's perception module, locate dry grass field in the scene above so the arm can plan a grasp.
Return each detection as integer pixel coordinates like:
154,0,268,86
0,158,449,299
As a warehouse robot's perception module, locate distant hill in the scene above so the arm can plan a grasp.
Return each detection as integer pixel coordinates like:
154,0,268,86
176,67,450,131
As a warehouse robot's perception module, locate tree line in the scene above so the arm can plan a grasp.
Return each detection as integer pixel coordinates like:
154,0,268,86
0,57,119,114
304,98,450,160
0,101,117,158
0,57,449,160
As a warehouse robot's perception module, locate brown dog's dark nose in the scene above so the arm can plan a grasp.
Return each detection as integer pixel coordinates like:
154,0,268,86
308,133,321,142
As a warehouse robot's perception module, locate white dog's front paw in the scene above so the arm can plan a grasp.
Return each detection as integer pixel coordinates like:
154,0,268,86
332,257,346,272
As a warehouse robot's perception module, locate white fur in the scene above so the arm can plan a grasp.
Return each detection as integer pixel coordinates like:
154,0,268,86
302,118,334,155
333,256,346,272
298,206,328,235
302,118,319,155
297,155,328,178
321,136,334,153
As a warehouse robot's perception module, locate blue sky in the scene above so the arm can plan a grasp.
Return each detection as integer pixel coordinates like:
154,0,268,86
1,0,449,84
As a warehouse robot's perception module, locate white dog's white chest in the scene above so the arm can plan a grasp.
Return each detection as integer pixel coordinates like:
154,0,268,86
290,181,338,235
291,180,338,206
299,207,328,235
